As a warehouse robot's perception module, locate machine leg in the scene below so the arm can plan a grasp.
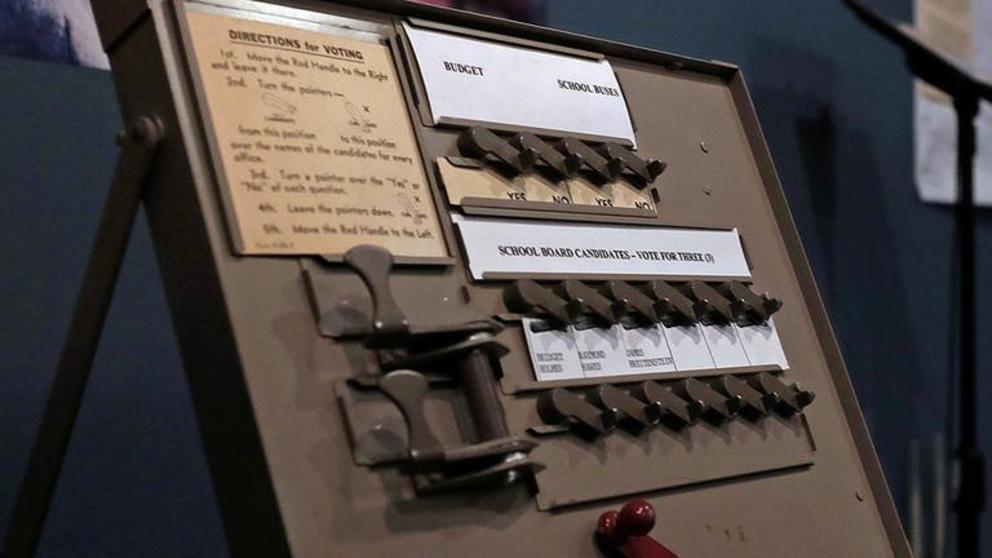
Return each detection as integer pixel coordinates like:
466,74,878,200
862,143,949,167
1,116,164,558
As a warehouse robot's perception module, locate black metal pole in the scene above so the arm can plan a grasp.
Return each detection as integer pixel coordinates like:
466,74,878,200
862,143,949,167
839,2,992,551
953,95,984,558
1,117,163,558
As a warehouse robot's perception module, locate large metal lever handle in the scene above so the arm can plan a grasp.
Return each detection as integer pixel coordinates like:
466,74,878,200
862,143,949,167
343,245,410,343
379,370,444,463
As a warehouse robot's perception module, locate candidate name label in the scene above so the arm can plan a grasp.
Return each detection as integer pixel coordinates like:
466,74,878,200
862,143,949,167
403,24,636,145
451,214,751,280
524,320,788,382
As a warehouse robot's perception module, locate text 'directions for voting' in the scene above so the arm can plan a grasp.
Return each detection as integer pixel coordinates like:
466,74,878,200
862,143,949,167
182,7,447,257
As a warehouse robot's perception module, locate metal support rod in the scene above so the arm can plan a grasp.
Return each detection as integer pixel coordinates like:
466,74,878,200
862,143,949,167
457,348,509,442
953,95,984,558
1,116,164,558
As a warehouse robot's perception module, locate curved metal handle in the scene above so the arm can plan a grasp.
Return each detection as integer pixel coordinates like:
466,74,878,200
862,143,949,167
379,370,443,462
343,245,409,342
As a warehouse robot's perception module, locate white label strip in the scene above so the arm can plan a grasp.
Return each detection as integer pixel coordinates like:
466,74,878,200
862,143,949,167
523,320,787,381
523,318,584,381
663,324,715,372
618,323,677,375
737,319,789,369
570,319,628,378
701,324,750,369
451,214,751,280
404,24,636,144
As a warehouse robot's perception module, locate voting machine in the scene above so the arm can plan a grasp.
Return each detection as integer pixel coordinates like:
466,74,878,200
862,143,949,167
11,0,911,556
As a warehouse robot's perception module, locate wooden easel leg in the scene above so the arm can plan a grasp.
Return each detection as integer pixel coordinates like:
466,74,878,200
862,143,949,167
2,116,165,558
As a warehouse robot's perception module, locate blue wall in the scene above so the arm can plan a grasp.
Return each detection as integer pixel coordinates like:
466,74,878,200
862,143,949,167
1,0,984,555
0,57,227,556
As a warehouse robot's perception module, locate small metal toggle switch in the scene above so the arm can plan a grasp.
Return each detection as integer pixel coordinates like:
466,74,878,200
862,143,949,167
511,132,580,179
716,281,783,326
643,281,697,326
458,127,537,174
745,372,815,417
670,378,740,426
538,388,619,437
679,281,733,325
558,280,619,325
557,137,623,182
503,279,572,326
603,281,659,326
710,375,773,421
588,384,660,431
599,142,667,188
636,381,701,429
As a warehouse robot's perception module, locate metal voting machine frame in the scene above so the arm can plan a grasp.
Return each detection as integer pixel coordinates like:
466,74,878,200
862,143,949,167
4,1,911,556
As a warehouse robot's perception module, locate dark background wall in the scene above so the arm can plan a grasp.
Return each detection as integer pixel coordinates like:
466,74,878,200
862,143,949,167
0,1,983,556
547,1,974,556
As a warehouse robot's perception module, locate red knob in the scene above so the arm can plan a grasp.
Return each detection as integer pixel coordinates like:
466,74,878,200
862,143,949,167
595,500,679,558
619,499,655,536
596,510,623,548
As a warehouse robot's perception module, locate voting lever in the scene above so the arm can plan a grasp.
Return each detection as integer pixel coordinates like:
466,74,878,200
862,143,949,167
458,127,536,174
716,281,782,326
341,245,541,494
558,137,623,183
599,142,667,188
511,132,581,179
643,281,697,326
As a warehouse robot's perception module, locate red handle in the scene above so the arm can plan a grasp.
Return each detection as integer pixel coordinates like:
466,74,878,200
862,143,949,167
596,500,680,558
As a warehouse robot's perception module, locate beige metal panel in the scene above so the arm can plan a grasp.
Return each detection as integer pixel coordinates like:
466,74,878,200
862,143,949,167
87,0,912,555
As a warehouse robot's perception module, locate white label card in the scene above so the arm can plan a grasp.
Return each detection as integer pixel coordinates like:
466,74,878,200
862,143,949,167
737,319,789,369
570,319,628,378
664,325,715,372
403,24,636,144
619,322,677,375
522,320,787,381
522,318,584,381
451,214,751,280
701,324,750,369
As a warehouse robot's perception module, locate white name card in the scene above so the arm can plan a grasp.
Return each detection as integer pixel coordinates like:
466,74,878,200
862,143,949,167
403,24,636,144
522,318,788,382
523,318,584,382
451,214,751,280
